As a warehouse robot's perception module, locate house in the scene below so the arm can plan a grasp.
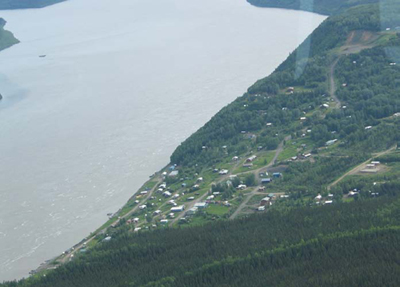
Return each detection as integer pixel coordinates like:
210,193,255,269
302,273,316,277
169,170,179,177
219,169,229,175
300,117,306,121
260,197,270,206
170,205,185,212
366,164,376,169
258,206,266,211
304,153,312,158
273,172,282,178
206,195,215,200
163,191,172,197
266,123,273,127
187,196,195,201
153,210,161,215
261,178,272,184
371,161,380,165
246,155,257,162
237,184,247,190
160,219,169,224
194,202,208,209
326,139,338,146
258,186,266,191
243,163,253,168
172,194,180,199
186,207,198,215
232,156,239,161
139,205,147,210
268,193,275,198
324,200,333,205
167,200,177,206
159,183,167,189
291,156,298,161
315,194,322,200
134,227,141,232
197,177,203,182
140,190,148,195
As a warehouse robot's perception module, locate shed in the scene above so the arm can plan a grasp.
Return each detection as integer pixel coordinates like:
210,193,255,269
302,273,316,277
261,178,272,184
194,202,208,209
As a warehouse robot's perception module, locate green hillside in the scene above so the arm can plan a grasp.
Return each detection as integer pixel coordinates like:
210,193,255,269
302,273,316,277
0,18,19,51
247,0,379,15
3,1,400,286
0,0,65,10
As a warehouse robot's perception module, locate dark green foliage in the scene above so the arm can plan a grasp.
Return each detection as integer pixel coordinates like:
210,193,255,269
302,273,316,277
247,0,378,15
5,196,400,286
0,0,65,10
0,18,18,51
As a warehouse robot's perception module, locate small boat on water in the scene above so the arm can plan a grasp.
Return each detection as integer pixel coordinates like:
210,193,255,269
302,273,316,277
39,55,46,58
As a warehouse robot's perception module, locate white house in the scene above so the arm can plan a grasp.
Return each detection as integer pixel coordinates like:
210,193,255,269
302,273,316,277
170,205,185,212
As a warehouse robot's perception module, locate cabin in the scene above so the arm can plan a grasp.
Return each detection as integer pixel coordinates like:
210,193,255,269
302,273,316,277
186,207,198,215
324,200,333,205
371,161,380,165
232,156,239,161
170,205,185,212
261,178,272,184
163,191,172,197
153,210,161,215
260,197,271,206
237,184,247,190
219,169,229,175
194,202,208,209
169,170,179,177
243,163,253,168
257,206,266,211
258,186,266,191
315,194,322,200
140,190,148,195
246,155,257,162
326,139,338,146
139,205,147,210
273,172,282,178
160,219,169,224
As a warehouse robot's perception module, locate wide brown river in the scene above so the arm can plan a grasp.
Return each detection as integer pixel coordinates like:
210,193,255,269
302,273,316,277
0,0,325,281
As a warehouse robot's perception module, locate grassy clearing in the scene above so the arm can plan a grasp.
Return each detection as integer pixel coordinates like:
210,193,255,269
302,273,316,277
233,151,275,173
205,204,230,216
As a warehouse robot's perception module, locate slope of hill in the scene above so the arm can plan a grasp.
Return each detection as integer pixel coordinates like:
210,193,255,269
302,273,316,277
247,0,379,15
0,18,18,51
3,1,400,286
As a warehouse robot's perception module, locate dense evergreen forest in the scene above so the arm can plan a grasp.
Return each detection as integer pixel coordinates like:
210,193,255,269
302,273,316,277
3,0,400,286
3,196,400,286
247,0,379,15
0,18,18,51
0,0,65,10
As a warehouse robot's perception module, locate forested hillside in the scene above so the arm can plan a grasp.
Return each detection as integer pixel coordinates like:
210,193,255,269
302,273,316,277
247,0,379,15
3,0,400,286
0,0,65,10
0,18,18,51
4,196,400,286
